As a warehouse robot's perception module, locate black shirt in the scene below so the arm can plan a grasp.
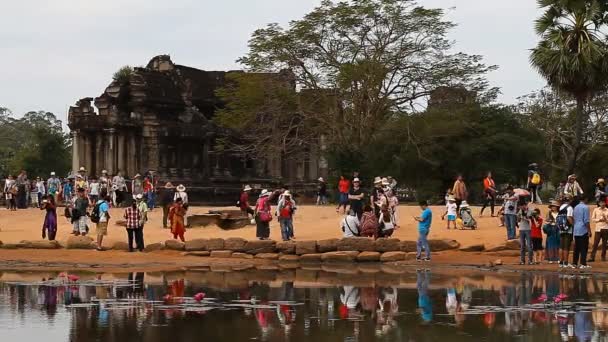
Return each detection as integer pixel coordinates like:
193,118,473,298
159,188,175,206
349,188,365,212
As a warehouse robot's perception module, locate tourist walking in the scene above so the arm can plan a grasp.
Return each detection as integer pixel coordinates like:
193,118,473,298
277,190,296,241
517,202,534,265
124,201,143,252
35,177,45,207
47,172,61,204
414,201,432,261
558,196,575,268
452,174,468,214
40,195,57,241
527,163,543,204
62,179,74,205
359,205,378,238
503,186,519,240
336,175,350,214
387,189,399,228
531,208,544,264
16,170,28,209
341,209,360,238
348,178,365,219
564,175,584,198
159,182,174,228
135,194,147,250
572,198,591,269
88,177,100,205
92,196,110,251
480,171,497,217
72,188,89,236
371,177,383,216
99,170,110,194
589,197,608,262
316,177,327,205
239,185,254,220
168,198,187,242
112,171,127,207
255,189,272,240
131,174,144,199
442,196,457,230
4,175,16,210
595,179,607,205
143,175,155,210
544,201,561,263
174,184,189,226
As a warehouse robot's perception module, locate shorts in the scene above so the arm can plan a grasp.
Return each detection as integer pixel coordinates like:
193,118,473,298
96,222,108,237
447,214,456,222
73,216,88,234
532,238,543,251
560,233,573,250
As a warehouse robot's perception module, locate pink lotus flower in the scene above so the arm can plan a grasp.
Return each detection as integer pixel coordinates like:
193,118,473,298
537,294,548,302
554,293,568,304
163,294,173,302
67,274,79,282
58,272,67,278
193,292,206,302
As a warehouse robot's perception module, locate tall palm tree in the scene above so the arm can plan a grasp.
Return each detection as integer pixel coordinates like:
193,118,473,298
530,0,608,174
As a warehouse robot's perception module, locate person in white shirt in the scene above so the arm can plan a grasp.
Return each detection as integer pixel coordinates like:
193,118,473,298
341,209,360,238
564,174,584,197
174,184,189,226
442,197,458,230
112,171,127,207
89,178,101,205
35,177,45,207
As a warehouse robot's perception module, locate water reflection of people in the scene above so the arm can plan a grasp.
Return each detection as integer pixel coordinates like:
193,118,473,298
416,270,432,323
340,285,360,319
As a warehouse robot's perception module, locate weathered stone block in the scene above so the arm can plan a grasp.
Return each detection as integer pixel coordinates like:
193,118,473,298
400,240,417,252
357,251,381,262
207,238,225,251
505,239,521,250
276,241,296,254
232,252,254,259
299,253,323,263
183,251,210,257
429,239,460,251
243,240,276,254
255,253,280,260
21,240,61,249
317,239,339,253
460,244,485,252
380,251,407,262
210,250,233,258
111,241,130,251
374,238,401,252
144,243,164,252
321,251,359,262
337,237,375,252
66,236,95,249
165,240,185,251
184,239,208,251
295,241,317,255
225,237,247,252
279,255,300,262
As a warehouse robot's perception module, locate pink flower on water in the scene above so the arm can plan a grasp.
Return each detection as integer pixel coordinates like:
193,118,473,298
554,293,568,304
163,294,173,302
537,294,548,302
58,272,67,278
67,274,79,282
193,292,206,302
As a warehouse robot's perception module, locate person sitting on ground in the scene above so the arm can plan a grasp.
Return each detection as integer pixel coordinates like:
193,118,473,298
359,205,379,238
341,209,360,238
378,206,396,238
442,196,457,230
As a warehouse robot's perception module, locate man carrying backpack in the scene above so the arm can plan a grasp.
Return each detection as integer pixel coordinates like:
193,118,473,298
92,195,110,251
558,196,575,268
527,163,543,204
277,191,297,241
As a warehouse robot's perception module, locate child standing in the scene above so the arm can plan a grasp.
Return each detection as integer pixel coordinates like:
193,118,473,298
442,197,457,230
530,208,544,264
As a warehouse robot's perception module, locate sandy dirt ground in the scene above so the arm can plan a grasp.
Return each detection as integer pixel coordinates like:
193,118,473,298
0,205,508,247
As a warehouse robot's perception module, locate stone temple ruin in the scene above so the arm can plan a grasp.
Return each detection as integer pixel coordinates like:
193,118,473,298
68,55,327,202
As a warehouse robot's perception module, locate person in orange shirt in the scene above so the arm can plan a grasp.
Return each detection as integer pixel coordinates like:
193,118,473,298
480,171,497,217
336,175,351,214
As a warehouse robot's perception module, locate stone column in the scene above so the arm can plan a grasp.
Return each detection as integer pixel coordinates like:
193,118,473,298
117,132,126,175
104,129,116,175
72,130,80,174
202,137,210,177
128,134,137,176
95,133,103,176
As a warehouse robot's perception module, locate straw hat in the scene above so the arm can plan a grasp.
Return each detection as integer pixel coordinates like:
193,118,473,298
447,196,456,201
374,177,382,184
164,182,174,188
598,178,605,184
79,166,86,171
102,170,108,174
318,177,324,182
568,174,576,179
176,184,186,192
244,185,252,191
135,194,144,200
381,177,390,186
283,190,291,196
460,201,470,208
260,189,270,197
353,177,361,183
134,173,141,178
50,171,55,176
549,200,560,208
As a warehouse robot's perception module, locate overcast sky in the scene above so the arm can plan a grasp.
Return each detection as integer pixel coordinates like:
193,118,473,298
0,0,545,124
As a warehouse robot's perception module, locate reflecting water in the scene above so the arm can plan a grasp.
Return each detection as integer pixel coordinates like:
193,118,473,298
1,269,608,341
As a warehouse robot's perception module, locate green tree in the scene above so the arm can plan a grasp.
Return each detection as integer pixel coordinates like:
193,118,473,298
530,0,608,173
236,0,496,157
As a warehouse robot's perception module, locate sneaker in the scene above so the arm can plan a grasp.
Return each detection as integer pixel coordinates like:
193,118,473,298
519,262,525,265
416,257,422,262
567,264,576,269
424,258,431,262
528,262,534,265
580,265,592,269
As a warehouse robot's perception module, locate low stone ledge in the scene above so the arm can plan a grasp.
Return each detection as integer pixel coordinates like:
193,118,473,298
317,239,339,253
144,243,164,252
279,255,300,262
182,251,210,257
374,238,401,252
321,251,359,262
184,239,208,251
380,251,407,262
66,236,95,250
337,237,375,252
276,241,296,254
207,238,225,251
295,241,317,255
299,253,323,263
243,240,276,254
225,237,247,252
20,240,61,249
232,252,254,259
356,251,381,262
210,250,233,258
164,240,185,251
255,253,280,260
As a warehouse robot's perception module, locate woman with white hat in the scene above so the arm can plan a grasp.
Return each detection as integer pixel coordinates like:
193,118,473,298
131,174,144,199
255,189,272,240
316,178,327,205
239,185,254,220
174,184,189,226
595,178,606,205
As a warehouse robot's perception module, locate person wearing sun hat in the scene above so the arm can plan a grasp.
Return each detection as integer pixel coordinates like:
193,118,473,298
239,185,255,220
277,190,297,241
349,177,365,219
370,177,384,217
255,189,272,240
544,200,561,263
564,174,584,198
589,195,608,262
174,184,189,226
316,177,327,205
595,178,607,205
159,182,175,228
131,173,144,200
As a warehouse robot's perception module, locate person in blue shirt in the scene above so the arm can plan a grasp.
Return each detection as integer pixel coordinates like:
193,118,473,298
572,197,592,269
415,200,433,261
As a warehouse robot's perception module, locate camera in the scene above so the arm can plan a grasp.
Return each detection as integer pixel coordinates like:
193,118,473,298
508,205,515,211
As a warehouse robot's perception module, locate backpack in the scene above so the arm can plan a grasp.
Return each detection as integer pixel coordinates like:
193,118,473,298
556,206,570,233
257,198,272,222
90,202,102,224
280,201,293,219
531,172,541,185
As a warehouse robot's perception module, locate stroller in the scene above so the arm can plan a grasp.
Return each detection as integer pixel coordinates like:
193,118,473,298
458,201,477,230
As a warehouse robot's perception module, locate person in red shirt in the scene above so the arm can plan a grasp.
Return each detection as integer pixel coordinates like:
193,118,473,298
336,175,351,214
531,208,544,264
240,185,254,219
